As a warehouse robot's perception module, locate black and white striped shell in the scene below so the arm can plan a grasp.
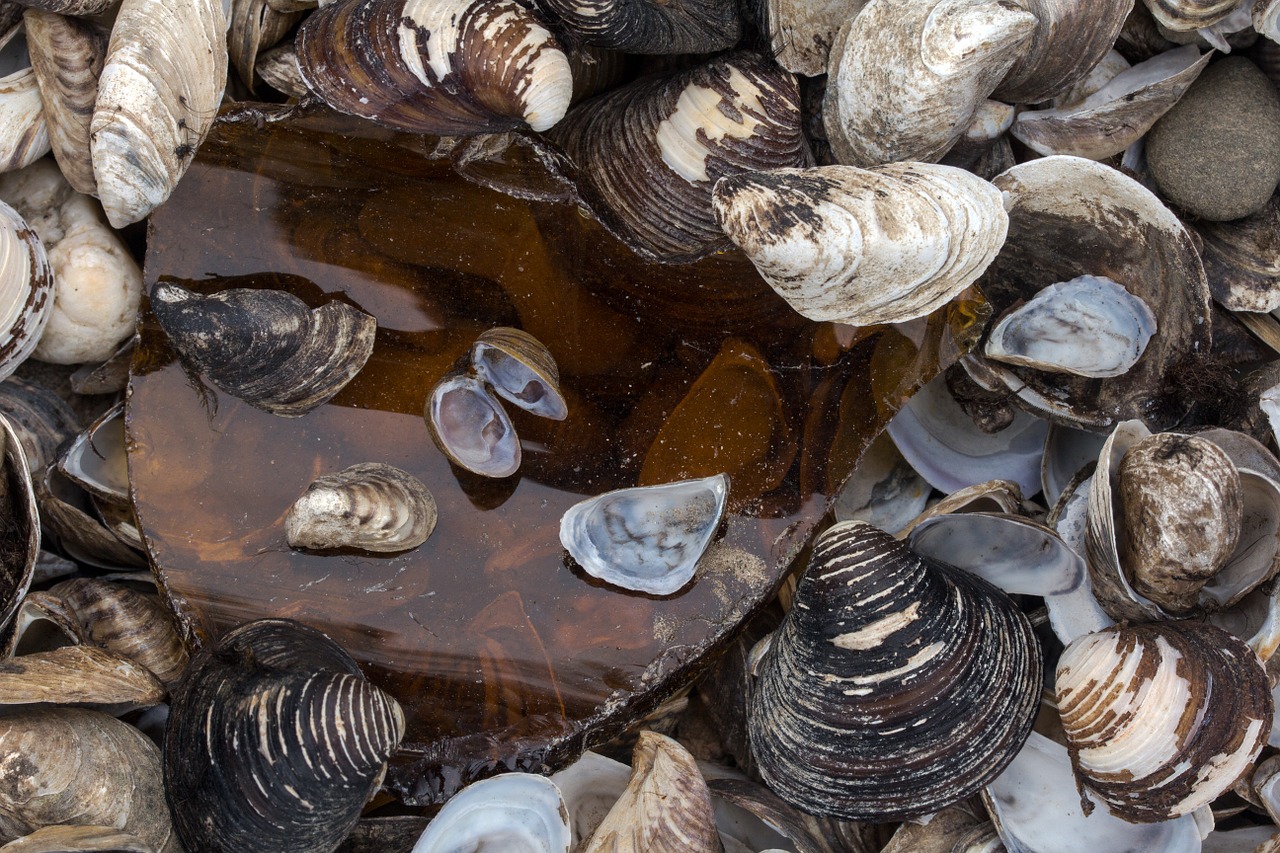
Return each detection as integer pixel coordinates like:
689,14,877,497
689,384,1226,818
1056,621,1272,822
149,282,376,418
296,0,572,135
285,463,437,553
164,619,405,853
748,520,1042,820
549,51,810,264
536,0,740,54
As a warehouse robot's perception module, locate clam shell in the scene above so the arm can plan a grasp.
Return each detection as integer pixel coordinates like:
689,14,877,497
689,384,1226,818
752,0,870,76
410,773,571,853
538,0,740,54
1144,0,1239,30
229,0,301,91
254,42,307,100
559,474,728,596
0,25,51,175
712,162,1007,327
991,0,1134,105
164,619,405,853
1056,621,1272,821
90,0,227,227
426,371,520,478
822,0,1036,167
549,51,810,264
56,402,127,505
1195,192,1280,313
0,375,77,475
471,327,567,421
296,0,572,135
149,282,377,418
748,520,1042,820
0,413,39,638
0,200,53,383
23,11,103,196
285,462,438,553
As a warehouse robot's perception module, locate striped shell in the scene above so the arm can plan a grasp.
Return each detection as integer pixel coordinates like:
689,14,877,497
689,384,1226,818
285,463,438,553
536,0,740,54
1056,621,1272,822
149,282,376,418
470,327,567,421
164,619,405,853
0,201,53,384
748,520,1041,820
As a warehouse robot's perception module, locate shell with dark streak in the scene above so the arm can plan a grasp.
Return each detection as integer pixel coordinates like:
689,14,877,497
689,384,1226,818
748,520,1042,821
164,619,405,853
470,326,567,421
537,0,740,54
149,282,376,418
0,202,53,385
549,51,811,264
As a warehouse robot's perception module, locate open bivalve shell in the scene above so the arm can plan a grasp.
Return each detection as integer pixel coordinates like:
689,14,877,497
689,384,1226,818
285,462,438,553
471,326,567,421
0,200,52,383
164,618,406,853
296,0,572,135
748,520,1042,821
711,162,1007,327
971,156,1211,432
549,52,810,264
559,474,728,596
426,371,521,478
410,773,571,853
149,281,377,418
1056,621,1273,822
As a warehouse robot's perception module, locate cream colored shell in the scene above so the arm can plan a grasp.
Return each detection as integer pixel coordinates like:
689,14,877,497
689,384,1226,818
0,26,51,175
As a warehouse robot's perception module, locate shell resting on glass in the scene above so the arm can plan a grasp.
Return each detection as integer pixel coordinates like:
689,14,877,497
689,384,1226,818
426,372,521,478
748,520,1042,821
285,462,438,553
471,327,567,421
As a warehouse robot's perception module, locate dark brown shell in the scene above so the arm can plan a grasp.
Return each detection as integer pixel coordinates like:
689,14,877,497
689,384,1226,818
549,51,811,263
164,619,405,853
1196,193,1280,312
992,0,1133,104
537,0,740,54
748,520,1042,821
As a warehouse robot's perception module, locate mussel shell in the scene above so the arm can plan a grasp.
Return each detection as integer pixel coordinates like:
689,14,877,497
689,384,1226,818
285,462,438,553
749,520,1042,821
0,201,54,384
149,282,377,418
165,619,405,853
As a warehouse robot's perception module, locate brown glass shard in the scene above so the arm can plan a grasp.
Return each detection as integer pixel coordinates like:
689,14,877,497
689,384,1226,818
129,102,965,803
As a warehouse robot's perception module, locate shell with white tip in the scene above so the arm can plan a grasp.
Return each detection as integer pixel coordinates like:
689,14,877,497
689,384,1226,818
285,463,437,553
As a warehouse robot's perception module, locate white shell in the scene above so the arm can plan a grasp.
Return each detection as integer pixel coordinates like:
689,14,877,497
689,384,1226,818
0,199,53,381
712,163,1007,327
822,0,1035,166
984,275,1157,378
411,773,571,853
90,0,228,227
559,474,728,595
0,26,51,174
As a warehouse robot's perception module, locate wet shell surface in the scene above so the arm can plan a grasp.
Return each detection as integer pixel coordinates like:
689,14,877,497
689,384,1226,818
559,474,728,596
149,282,377,417
296,0,572,135
471,327,567,421
426,372,521,478
712,162,1007,327
983,275,1157,378
748,520,1042,820
549,51,810,264
0,200,53,384
285,462,438,553
410,773,571,853
537,0,740,54
89,0,227,228
1056,621,1272,821
164,619,406,853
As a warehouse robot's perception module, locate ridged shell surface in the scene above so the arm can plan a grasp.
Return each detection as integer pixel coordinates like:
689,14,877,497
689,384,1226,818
549,51,810,263
285,462,438,552
537,0,740,54
748,520,1042,820
991,0,1133,105
823,0,1036,167
89,0,227,228
471,327,567,421
1056,621,1272,821
0,200,53,383
164,619,406,853
296,0,572,135
712,162,1007,326
1143,0,1238,30
0,27,51,175
150,282,376,418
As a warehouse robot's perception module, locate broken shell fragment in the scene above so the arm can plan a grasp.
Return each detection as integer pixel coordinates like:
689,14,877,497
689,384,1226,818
550,52,810,264
149,282,377,417
164,619,405,853
410,773,571,853
296,0,572,135
426,372,520,478
537,0,740,54
712,163,1007,327
471,327,567,421
1056,621,1272,822
749,520,1041,820
983,275,1157,378
285,462,437,553
559,474,728,596
90,0,228,228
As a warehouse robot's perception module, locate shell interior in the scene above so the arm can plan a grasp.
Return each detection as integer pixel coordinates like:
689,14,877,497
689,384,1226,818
426,372,521,478
410,773,571,853
559,474,729,595
471,328,567,421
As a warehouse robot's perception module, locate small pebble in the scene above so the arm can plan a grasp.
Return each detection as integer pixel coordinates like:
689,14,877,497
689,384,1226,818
1146,56,1280,221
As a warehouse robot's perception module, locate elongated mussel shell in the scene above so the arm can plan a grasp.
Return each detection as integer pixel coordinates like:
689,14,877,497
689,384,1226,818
549,51,810,264
285,462,437,552
471,327,567,421
1056,621,1272,821
164,619,405,853
712,162,1007,326
296,0,572,135
150,282,376,417
0,201,52,382
537,0,740,54
748,520,1041,820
